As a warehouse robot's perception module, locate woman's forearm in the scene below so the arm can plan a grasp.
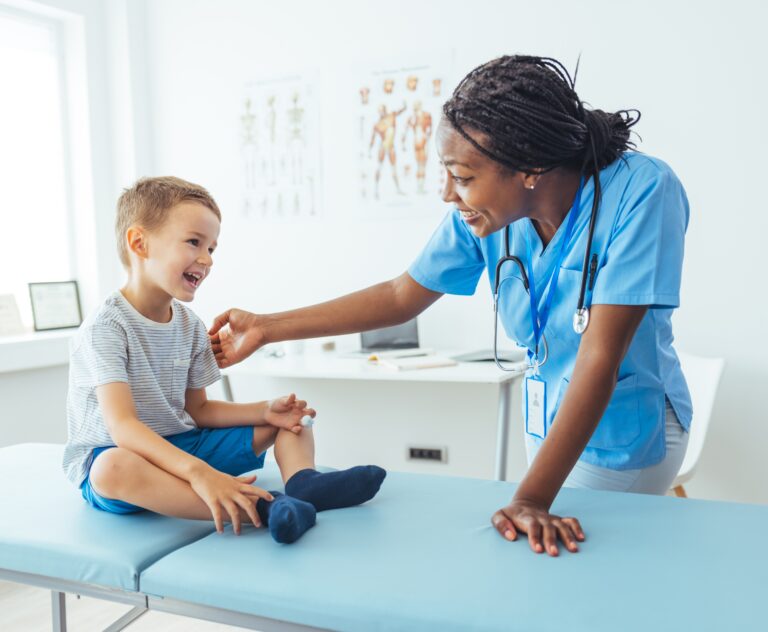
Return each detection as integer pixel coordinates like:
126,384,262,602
513,355,617,508
513,304,647,508
261,272,441,344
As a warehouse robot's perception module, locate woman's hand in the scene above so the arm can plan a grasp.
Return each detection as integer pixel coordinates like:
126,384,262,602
209,308,267,368
188,465,273,534
265,393,316,434
491,499,585,557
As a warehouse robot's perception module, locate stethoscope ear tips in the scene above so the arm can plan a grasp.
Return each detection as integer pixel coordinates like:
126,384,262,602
573,308,590,334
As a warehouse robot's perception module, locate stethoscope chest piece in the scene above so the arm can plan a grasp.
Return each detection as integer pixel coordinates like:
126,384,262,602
573,307,590,334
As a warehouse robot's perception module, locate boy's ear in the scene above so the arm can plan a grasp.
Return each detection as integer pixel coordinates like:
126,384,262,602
126,226,149,260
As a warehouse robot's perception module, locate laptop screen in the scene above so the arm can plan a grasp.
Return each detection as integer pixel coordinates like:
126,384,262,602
360,319,419,350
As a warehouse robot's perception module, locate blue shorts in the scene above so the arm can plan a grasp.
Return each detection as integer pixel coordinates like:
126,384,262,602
80,426,266,514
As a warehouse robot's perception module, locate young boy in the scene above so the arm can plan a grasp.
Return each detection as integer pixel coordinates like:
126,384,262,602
63,176,386,544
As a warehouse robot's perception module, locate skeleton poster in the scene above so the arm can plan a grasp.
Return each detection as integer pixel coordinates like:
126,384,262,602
240,75,321,219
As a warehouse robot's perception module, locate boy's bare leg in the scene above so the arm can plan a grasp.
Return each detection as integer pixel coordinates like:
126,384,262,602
252,425,279,455
273,427,316,483
273,427,387,512
89,448,258,524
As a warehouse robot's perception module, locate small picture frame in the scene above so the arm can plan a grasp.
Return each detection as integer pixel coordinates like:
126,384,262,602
28,281,83,331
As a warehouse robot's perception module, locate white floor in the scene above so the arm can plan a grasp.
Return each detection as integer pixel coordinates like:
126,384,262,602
0,580,245,631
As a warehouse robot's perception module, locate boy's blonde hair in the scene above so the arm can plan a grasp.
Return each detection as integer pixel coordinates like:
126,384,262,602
116,176,222,268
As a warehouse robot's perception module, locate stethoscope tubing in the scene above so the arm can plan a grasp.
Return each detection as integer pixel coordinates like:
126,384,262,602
493,175,600,371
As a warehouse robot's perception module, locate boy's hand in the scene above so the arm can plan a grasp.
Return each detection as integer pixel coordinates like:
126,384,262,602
265,393,316,434
189,465,273,535
209,308,267,368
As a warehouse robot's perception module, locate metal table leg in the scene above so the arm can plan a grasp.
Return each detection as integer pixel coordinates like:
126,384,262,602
494,381,512,481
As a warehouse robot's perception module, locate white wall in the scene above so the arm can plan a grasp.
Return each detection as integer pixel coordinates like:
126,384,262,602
3,0,766,503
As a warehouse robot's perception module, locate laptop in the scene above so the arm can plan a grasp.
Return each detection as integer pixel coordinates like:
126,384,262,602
341,319,424,356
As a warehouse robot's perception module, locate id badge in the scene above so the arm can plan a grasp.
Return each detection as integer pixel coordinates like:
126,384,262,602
525,376,547,439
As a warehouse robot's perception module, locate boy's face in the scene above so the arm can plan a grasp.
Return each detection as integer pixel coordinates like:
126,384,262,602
141,201,221,302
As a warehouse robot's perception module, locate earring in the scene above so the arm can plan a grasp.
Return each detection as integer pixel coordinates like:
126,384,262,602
527,184,535,190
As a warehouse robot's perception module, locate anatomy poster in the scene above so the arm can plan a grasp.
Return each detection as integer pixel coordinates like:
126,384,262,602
240,75,321,219
357,63,450,212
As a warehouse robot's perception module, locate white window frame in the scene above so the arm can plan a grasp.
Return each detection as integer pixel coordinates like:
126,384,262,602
0,0,120,370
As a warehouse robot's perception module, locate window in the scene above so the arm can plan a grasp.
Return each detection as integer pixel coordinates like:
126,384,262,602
0,9,75,329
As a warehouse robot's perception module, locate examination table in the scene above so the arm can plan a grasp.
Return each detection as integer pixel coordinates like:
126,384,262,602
0,443,765,631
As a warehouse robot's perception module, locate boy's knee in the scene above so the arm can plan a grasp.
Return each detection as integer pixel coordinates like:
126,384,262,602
89,448,138,498
252,426,279,455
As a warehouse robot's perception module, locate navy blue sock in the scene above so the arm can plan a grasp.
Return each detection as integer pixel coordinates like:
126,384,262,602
256,492,316,544
284,466,386,512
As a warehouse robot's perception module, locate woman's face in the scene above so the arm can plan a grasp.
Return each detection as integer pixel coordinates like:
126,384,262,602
436,117,533,238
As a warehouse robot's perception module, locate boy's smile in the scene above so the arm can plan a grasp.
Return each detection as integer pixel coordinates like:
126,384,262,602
151,201,220,302
123,201,221,322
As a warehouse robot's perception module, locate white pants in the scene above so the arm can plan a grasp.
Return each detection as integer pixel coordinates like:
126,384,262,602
525,400,689,495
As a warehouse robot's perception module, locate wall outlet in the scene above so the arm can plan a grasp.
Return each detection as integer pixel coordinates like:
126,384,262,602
407,446,448,463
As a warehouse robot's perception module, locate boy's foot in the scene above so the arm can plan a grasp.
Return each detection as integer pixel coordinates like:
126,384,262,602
256,493,316,544
285,466,387,512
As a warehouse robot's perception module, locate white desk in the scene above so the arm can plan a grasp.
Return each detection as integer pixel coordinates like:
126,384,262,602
225,352,525,480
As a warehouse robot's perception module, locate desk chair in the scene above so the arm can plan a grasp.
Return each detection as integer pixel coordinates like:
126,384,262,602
672,351,725,498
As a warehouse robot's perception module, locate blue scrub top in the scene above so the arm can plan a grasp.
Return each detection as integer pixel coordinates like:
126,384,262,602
409,152,692,470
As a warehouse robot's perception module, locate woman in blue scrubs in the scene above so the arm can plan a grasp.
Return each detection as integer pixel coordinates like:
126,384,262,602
210,55,692,557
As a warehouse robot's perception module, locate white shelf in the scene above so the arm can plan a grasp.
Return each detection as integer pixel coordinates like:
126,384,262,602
0,330,74,374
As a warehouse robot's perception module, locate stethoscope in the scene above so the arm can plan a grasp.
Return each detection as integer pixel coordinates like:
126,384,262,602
492,173,602,372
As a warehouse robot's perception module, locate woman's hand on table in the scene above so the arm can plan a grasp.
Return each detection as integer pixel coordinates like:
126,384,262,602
209,308,267,368
491,499,585,557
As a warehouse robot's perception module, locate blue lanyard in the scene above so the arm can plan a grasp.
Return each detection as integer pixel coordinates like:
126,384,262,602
523,178,584,363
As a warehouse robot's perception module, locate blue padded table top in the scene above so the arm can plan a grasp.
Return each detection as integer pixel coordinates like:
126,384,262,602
141,470,768,632
0,443,217,591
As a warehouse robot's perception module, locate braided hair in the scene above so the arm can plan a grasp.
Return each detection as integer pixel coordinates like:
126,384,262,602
443,55,640,313
442,55,640,176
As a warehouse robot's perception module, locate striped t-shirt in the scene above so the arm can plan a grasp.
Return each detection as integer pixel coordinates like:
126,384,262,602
63,291,220,486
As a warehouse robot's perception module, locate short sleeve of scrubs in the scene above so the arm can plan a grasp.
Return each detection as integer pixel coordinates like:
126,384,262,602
408,210,486,295
591,161,689,308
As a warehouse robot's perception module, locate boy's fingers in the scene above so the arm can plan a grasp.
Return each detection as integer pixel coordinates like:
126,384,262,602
226,501,241,535
240,484,266,498
246,487,274,502
304,408,317,418
291,425,302,434
211,505,224,533
238,496,261,528
236,474,257,483
295,399,307,409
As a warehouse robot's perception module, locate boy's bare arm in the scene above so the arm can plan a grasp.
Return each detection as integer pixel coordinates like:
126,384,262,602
96,382,209,480
184,388,270,428
185,388,315,434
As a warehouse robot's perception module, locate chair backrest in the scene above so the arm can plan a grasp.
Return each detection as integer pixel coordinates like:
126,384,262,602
676,351,725,480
